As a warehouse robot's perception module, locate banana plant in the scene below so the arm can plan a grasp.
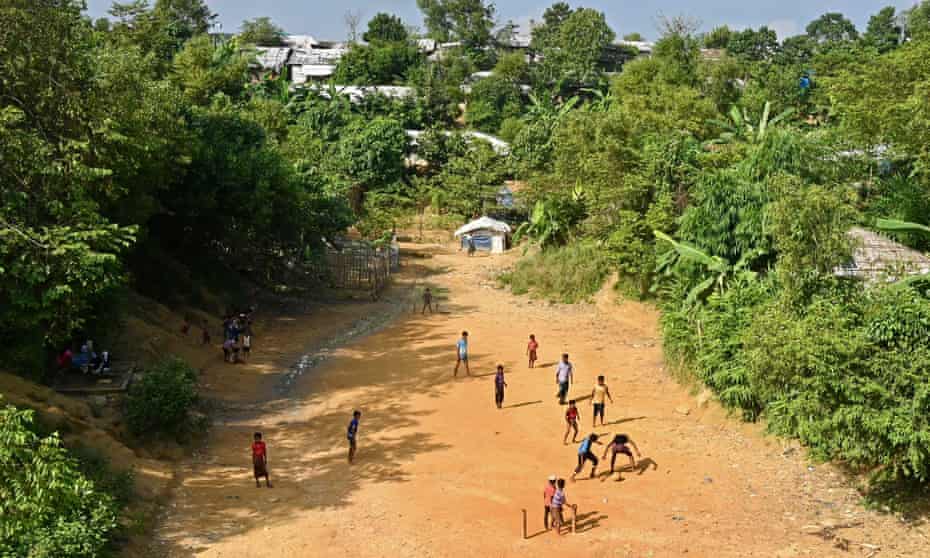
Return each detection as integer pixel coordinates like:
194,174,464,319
654,230,760,305
514,187,586,250
875,218,930,235
707,101,795,145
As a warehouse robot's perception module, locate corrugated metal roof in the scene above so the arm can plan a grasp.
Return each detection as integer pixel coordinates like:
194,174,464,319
254,47,291,72
455,217,512,237
835,227,930,283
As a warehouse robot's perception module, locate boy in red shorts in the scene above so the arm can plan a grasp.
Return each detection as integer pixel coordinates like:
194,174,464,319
251,432,272,488
563,400,580,444
526,334,539,368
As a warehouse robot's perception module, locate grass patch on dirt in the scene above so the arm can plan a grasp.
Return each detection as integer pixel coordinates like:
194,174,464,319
499,242,611,303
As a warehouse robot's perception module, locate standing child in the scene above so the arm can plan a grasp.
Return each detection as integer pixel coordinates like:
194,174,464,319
563,400,580,444
251,432,271,488
347,410,361,464
550,479,568,536
526,334,539,368
454,331,470,377
571,433,602,481
543,475,557,530
201,319,211,345
494,364,507,409
591,375,614,427
422,287,433,314
555,353,573,405
602,434,642,481
241,326,252,362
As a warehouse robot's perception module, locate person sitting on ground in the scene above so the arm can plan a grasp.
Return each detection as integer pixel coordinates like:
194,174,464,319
251,432,271,488
603,434,641,481
571,433,602,481
550,478,568,536
563,400,580,444
422,287,433,314
526,334,539,368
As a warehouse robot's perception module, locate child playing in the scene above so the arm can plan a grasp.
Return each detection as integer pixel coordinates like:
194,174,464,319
454,331,470,377
241,327,252,362
602,434,642,481
422,287,433,314
348,410,361,464
251,432,271,488
543,474,557,530
526,334,539,368
563,400,580,444
494,364,507,409
571,433,602,481
550,478,568,536
591,375,614,427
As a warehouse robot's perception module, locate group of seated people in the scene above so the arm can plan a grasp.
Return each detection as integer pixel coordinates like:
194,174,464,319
57,340,112,375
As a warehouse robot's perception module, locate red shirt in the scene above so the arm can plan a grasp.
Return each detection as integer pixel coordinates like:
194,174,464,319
565,407,578,421
528,340,538,352
251,441,266,459
544,483,556,505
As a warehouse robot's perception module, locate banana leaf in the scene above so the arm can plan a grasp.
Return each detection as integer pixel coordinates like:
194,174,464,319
875,218,930,235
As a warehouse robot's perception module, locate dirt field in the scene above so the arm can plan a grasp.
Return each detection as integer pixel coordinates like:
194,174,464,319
147,242,929,558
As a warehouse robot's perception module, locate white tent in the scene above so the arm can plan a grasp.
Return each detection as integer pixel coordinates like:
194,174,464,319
454,217,512,254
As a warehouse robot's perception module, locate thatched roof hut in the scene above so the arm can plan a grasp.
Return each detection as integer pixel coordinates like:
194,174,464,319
835,227,930,283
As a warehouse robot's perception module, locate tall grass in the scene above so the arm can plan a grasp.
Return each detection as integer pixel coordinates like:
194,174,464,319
500,242,611,303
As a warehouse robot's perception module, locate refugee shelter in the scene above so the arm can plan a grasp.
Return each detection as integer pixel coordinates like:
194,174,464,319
454,217,512,254
835,227,930,283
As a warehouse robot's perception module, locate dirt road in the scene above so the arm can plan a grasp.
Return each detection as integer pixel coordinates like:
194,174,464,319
149,243,927,557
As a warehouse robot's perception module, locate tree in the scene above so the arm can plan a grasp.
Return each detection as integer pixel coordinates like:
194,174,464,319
727,26,778,61
334,42,422,85
906,1,930,41
862,7,902,53
0,402,119,557
467,75,524,133
171,35,250,105
344,9,363,43
417,0,495,54
536,8,615,88
337,118,408,212
530,2,574,52
703,25,732,49
776,34,816,65
806,12,858,45
238,17,285,46
623,32,645,42
363,13,409,44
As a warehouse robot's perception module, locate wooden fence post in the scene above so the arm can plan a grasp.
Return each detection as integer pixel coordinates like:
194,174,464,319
521,508,527,539
571,505,577,534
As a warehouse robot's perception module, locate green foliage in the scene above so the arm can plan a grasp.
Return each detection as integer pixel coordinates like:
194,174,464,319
727,26,779,62
238,16,285,46
416,0,495,58
171,35,250,105
514,192,587,249
703,26,732,49
501,242,610,303
0,401,119,557
334,42,422,85
125,357,199,439
863,7,902,54
431,140,508,217
536,8,616,88
466,75,524,133
806,12,859,45
363,13,409,44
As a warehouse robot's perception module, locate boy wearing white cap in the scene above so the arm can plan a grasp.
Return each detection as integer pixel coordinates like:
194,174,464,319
543,474,557,529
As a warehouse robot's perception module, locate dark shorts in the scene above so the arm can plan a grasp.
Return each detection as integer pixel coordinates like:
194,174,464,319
348,437,356,448
253,457,267,477
615,445,633,457
528,350,537,360
593,403,605,417
458,354,468,362
558,382,569,399
243,346,250,353
575,451,598,472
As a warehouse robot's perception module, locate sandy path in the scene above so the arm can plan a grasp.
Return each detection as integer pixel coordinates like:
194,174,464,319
149,243,927,558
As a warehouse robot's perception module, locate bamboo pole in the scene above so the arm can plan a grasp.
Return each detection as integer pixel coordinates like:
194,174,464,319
521,508,527,539
571,505,577,534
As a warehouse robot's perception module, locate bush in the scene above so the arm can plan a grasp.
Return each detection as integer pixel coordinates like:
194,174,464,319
0,402,119,557
501,242,610,303
125,358,198,439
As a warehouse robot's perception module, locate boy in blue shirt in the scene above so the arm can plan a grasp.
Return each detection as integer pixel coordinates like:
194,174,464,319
347,410,361,464
454,331,470,377
570,433,602,481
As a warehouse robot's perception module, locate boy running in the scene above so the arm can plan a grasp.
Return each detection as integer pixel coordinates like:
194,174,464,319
526,334,539,368
550,479,568,536
543,475,557,530
494,364,507,409
602,434,641,481
251,432,271,488
591,375,614,427
555,353,573,405
454,331,470,377
571,433,602,481
347,410,361,464
563,400,580,444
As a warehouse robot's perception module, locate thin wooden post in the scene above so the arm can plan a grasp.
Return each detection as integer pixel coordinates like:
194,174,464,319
521,508,527,539
571,505,577,534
